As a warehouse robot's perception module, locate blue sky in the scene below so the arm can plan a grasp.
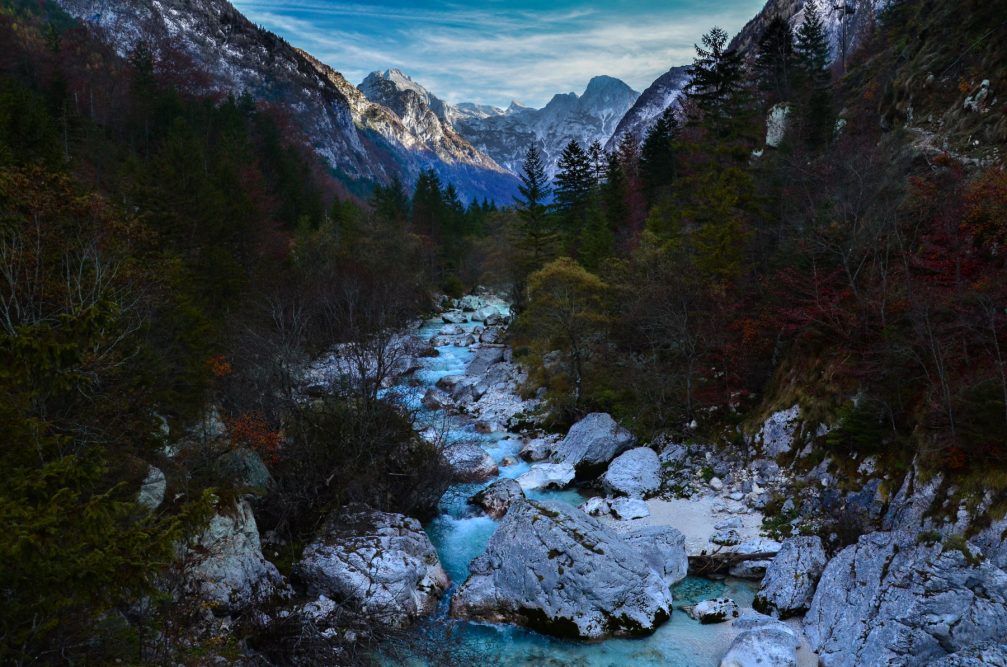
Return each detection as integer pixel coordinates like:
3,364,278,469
230,0,768,108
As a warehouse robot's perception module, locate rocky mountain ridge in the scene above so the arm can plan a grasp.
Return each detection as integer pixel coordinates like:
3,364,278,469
53,0,518,203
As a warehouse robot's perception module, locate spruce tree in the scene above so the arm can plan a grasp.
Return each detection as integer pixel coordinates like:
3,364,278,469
684,26,747,135
794,0,834,148
553,140,595,248
587,140,606,184
756,15,796,102
411,168,444,239
640,107,679,204
514,145,557,272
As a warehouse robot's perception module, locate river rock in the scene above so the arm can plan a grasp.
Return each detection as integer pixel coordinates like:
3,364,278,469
601,447,661,498
727,538,783,579
720,611,800,667
756,405,801,457
442,310,467,324
754,536,827,618
553,413,636,474
690,597,739,624
466,346,505,377
622,525,689,584
519,436,555,462
439,323,465,336
450,500,675,639
480,327,503,344
469,479,525,519
516,462,575,490
137,465,166,510
579,496,611,516
472,306,498,322
185,499,285,613
712,529,742,546
422,388,451,410
610,497,650,520
443,443,499,482
296,505,449,627
458,295,483,311
804,531,1007,666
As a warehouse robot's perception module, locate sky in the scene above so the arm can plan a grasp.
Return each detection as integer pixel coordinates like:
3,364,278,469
230,0,768,109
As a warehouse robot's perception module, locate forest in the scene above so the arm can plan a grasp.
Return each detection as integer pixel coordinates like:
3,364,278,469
1,0,1006,663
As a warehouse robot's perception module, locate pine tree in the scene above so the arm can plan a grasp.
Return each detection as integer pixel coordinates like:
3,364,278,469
579,198,614,271
639,107,679,204
411,168,444,239
795,1,831,82
514,145,557,273
794,0,834,148
685,27,748,135
371,176,409,228
587,140,606,184
756,15,796,102
554,140,594,248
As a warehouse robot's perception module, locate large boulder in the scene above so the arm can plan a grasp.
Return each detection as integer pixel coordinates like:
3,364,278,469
465,346,505,377
689,597,740,624
727,538,783,579
754,536,827,618
516,462,575,490
720,611,800,667
804,531,1007,666
471,306,498,322
622,525,688,584
185,499,285,613
552,413,636,474
443,443,498,482
609,497,650,520
450,500,675,639
755,405,801,457
519,436,556,462
295,505,448,627
601,447,661,498
442,310,467,324
469,478,524,519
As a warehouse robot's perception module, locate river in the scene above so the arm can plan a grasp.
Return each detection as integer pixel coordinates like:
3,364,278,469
377,299,759,666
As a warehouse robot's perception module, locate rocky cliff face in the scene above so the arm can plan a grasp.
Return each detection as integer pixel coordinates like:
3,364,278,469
453,76,640,179
53,0,518,203
730,0,889,64
606,66,690,151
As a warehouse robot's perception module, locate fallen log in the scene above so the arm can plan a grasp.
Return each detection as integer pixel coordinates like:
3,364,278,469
688,551,778,576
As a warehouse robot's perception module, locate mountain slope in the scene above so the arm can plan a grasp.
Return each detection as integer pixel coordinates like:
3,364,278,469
730,0,889,64
53,0,517,203
606,66,690,150
453,76,640,178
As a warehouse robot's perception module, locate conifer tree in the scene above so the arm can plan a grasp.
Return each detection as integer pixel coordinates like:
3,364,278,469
514,145,557,272
587,140,606,184
411,168,444,239
756,15,796,102
554,140,594,248
640,107,679,204
685,27,747,135
371,176,409,228
794,0,834,147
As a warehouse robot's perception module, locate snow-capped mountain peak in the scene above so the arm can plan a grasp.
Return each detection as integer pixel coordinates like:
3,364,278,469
451,77,640,179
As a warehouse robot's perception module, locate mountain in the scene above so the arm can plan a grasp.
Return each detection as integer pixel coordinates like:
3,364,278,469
605,66,690,151
730,0,889,64
52,0,518,203
452,76,640,178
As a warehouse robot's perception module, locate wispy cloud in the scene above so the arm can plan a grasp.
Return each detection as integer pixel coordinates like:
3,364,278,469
231,0,767,108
